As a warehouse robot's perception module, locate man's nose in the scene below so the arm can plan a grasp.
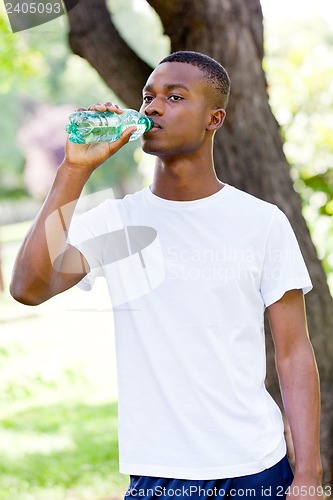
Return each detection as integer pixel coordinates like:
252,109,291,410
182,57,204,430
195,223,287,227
144,99,163,116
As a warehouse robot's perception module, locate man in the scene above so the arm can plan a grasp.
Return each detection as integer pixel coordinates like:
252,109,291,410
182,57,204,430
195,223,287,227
11,51,322,499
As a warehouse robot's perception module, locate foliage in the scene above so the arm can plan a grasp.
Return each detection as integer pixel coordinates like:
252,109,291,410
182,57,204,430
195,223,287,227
0,0,169,202
0,15,46,93
264,16,333,288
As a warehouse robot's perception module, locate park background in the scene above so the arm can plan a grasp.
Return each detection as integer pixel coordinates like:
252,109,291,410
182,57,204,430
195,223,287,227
0,0,332,498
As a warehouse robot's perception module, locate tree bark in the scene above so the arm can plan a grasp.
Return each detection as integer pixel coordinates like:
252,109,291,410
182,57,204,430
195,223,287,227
64,0,152,109
65,0,333,485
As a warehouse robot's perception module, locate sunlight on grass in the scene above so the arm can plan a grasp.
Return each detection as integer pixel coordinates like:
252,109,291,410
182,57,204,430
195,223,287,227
0,235,128,499
0,321,128,499
0,401,127,499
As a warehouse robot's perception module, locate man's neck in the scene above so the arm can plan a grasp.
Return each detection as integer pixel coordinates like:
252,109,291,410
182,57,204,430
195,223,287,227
151,156,224,202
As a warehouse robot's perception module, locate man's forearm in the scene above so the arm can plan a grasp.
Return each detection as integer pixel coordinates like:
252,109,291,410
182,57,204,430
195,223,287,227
10,161,90,305
276,341,322,480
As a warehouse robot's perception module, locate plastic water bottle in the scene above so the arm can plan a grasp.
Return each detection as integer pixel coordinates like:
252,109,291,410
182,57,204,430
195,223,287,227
65,109,154,144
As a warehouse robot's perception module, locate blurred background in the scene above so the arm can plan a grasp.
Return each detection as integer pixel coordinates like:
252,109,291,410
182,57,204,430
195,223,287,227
0,0,332,498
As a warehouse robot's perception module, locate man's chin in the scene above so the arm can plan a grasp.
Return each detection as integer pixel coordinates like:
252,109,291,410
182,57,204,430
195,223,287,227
141,141,164,157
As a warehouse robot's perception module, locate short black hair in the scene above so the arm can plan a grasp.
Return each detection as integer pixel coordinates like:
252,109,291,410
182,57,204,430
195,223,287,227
159,51,230,109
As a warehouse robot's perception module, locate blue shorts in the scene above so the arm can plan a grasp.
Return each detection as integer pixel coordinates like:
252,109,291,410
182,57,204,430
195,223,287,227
125,455,293,499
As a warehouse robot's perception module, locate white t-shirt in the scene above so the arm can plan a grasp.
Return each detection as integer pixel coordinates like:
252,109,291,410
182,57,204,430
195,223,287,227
68,184,312,480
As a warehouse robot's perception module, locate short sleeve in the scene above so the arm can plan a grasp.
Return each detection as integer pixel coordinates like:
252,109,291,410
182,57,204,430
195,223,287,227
260,208,312,307
68,203,108,290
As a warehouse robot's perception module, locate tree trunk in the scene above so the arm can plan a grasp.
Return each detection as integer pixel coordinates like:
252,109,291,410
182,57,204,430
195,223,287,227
64,0,333,485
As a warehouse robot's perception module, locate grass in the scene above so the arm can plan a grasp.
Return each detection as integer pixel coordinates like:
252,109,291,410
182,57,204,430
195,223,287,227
0,225,129,499
0,401,126,500
0,317,129,499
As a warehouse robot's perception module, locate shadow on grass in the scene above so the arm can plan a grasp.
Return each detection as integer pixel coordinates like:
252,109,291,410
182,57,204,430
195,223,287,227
0,400,128,499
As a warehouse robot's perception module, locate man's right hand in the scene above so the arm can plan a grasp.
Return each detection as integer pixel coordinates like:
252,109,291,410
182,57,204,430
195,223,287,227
63,102,137,176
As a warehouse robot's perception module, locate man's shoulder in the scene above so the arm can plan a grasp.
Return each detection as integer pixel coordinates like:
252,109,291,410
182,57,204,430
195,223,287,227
113,186,147,207
226,184,278,218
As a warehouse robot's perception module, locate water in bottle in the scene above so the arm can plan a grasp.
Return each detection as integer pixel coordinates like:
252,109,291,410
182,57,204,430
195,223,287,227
65,108,154,144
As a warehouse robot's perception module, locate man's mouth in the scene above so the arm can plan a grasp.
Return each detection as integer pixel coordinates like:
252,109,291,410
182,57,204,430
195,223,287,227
151,120,162,129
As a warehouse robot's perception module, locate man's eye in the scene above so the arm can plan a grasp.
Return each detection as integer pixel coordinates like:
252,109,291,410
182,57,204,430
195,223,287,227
169,95,183,101
143,96,153,103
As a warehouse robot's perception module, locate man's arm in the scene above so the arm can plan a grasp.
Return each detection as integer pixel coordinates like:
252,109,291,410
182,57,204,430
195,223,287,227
10,103,136,306
267,289,322,498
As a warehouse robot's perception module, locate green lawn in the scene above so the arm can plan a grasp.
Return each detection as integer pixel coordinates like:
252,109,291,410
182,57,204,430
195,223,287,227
0,224,128,499
0,400,126,499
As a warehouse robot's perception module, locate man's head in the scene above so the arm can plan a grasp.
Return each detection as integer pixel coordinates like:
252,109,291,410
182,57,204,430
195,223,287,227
159,51,230,109
139,51,230,158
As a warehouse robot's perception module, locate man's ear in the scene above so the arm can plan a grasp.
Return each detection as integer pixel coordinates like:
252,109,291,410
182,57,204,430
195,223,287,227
207,108,226,131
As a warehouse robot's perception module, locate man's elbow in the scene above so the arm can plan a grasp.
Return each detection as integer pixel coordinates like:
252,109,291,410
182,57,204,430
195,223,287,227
9,280,48,306
275,338,317,371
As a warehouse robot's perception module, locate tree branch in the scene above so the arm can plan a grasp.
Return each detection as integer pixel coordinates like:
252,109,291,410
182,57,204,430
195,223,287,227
63,0,152,109
146,0,177,35
147,0,206,51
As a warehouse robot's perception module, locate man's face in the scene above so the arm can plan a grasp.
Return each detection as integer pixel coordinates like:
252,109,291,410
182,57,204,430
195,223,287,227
139,62,213,157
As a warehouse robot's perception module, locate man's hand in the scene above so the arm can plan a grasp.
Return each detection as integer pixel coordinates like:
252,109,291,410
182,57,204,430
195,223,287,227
63,102,137,176
286,474,324,500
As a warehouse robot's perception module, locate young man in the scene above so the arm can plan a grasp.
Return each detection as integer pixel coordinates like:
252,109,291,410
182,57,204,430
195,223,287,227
11,52,322,499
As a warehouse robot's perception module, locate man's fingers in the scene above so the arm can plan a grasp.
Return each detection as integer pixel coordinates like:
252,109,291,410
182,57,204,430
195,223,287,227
104,102,123,114
108,126,137,154
88,103,106,111
75,102,123,114
120,126,137,141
